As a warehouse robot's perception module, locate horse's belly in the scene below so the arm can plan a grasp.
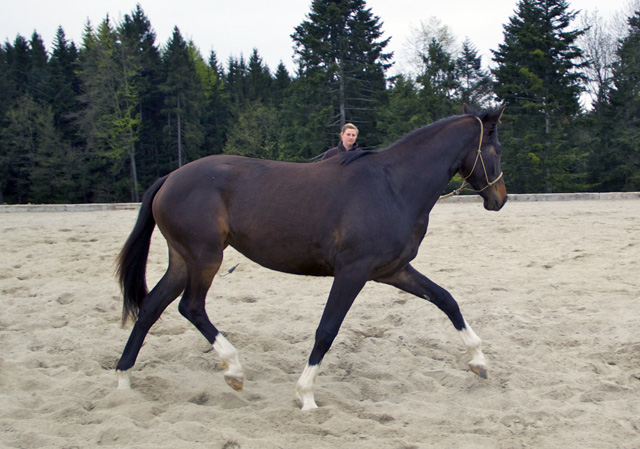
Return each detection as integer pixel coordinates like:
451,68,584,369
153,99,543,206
227,240,334,277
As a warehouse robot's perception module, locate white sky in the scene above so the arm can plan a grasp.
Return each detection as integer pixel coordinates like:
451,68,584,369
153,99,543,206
1,0,634,74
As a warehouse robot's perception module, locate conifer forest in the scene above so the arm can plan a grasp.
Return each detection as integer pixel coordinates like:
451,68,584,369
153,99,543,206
1,0,639,204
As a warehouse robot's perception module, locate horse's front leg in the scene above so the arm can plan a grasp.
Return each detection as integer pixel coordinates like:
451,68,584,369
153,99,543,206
375,264,488,379
296,267,369,411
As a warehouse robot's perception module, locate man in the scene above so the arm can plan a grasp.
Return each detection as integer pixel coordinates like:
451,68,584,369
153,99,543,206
321,123,359,160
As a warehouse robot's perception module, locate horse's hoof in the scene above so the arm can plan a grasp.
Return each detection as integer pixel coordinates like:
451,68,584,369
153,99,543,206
469,364,488,379
225,375,244,392
297,392,318,411
300,401,319,411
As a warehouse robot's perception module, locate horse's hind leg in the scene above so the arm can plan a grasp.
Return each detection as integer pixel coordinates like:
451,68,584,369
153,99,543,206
116,247,187,388
375,264,487,379
178,253,244,391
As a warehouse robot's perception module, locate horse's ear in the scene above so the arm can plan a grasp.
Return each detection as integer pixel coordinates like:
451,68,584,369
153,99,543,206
486,103,506,123
482,104,506,136
463,103,477,115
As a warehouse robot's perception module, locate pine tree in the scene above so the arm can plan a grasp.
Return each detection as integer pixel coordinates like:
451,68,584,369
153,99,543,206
272,62,291,108
47,27,81,146
246,49,272,104
223,101,280,159
4,35,31,100
225,55,248,114
0,44,12,122
0,33,81,203
0,37,28,200
27,32,49,103
592,9,640,190
0,94,75,203
76,17,142,201
221,50,280,158
416,37,459,122
160,27,205,168
492,0,586,193
456,39,494,109
375,74,422,146
291,0,392,150
118,5,165,188
202,50,228,155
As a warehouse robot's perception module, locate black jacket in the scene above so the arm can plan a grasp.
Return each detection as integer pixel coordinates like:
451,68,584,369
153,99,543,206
321,141,359,161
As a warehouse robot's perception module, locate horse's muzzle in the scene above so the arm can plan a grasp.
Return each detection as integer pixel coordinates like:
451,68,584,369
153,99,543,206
482,183,508,211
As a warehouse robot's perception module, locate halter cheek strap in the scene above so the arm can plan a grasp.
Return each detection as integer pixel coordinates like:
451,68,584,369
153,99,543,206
440,117,503,199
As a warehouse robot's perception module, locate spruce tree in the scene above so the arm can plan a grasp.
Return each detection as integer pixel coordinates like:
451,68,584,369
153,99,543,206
492,0,586,193
27,32,48,103
456,39,494,109
118,5,164,187
223,101,280,159
291,0,392,152
272,62,291,108
202,50,228,155
593,10,640,190
375,74,422,146
246,49,273,104
47,27,81,147
0,94,75,203
76,17,142,202
0,43,12,121
416,37,459,122
4,35,31,100
160,27,205,168
221,50,281,159
0,33,81,203
225,55,248,115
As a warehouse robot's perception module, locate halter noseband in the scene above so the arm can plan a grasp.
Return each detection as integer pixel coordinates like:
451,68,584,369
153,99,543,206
440,116,503,199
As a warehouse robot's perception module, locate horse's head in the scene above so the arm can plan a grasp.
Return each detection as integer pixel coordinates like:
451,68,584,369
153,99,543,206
460,104,508,211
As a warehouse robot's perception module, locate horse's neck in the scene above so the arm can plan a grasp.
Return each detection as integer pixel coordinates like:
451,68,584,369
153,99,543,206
381,119,473,203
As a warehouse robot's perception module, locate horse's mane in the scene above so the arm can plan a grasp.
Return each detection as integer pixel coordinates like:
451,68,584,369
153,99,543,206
338,149,372,165
339,114,473,166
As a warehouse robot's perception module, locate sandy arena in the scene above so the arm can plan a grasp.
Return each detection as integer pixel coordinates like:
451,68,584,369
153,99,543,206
1,198,639,448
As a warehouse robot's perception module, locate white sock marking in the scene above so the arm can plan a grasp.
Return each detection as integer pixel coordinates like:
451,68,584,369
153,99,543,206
116,369,131,389
459,320,486,369
296,364,319,411
213,333,244,381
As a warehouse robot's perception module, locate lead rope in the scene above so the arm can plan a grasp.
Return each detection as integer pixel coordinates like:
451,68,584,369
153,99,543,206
439,117,503,200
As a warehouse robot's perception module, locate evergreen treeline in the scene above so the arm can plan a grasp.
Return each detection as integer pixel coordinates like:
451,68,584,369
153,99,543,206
1,0,639,204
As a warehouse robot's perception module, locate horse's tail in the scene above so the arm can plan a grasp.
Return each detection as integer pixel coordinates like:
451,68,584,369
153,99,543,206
116,175,168,327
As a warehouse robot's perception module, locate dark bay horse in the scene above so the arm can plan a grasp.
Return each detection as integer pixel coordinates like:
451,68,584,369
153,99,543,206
115,104,508,410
